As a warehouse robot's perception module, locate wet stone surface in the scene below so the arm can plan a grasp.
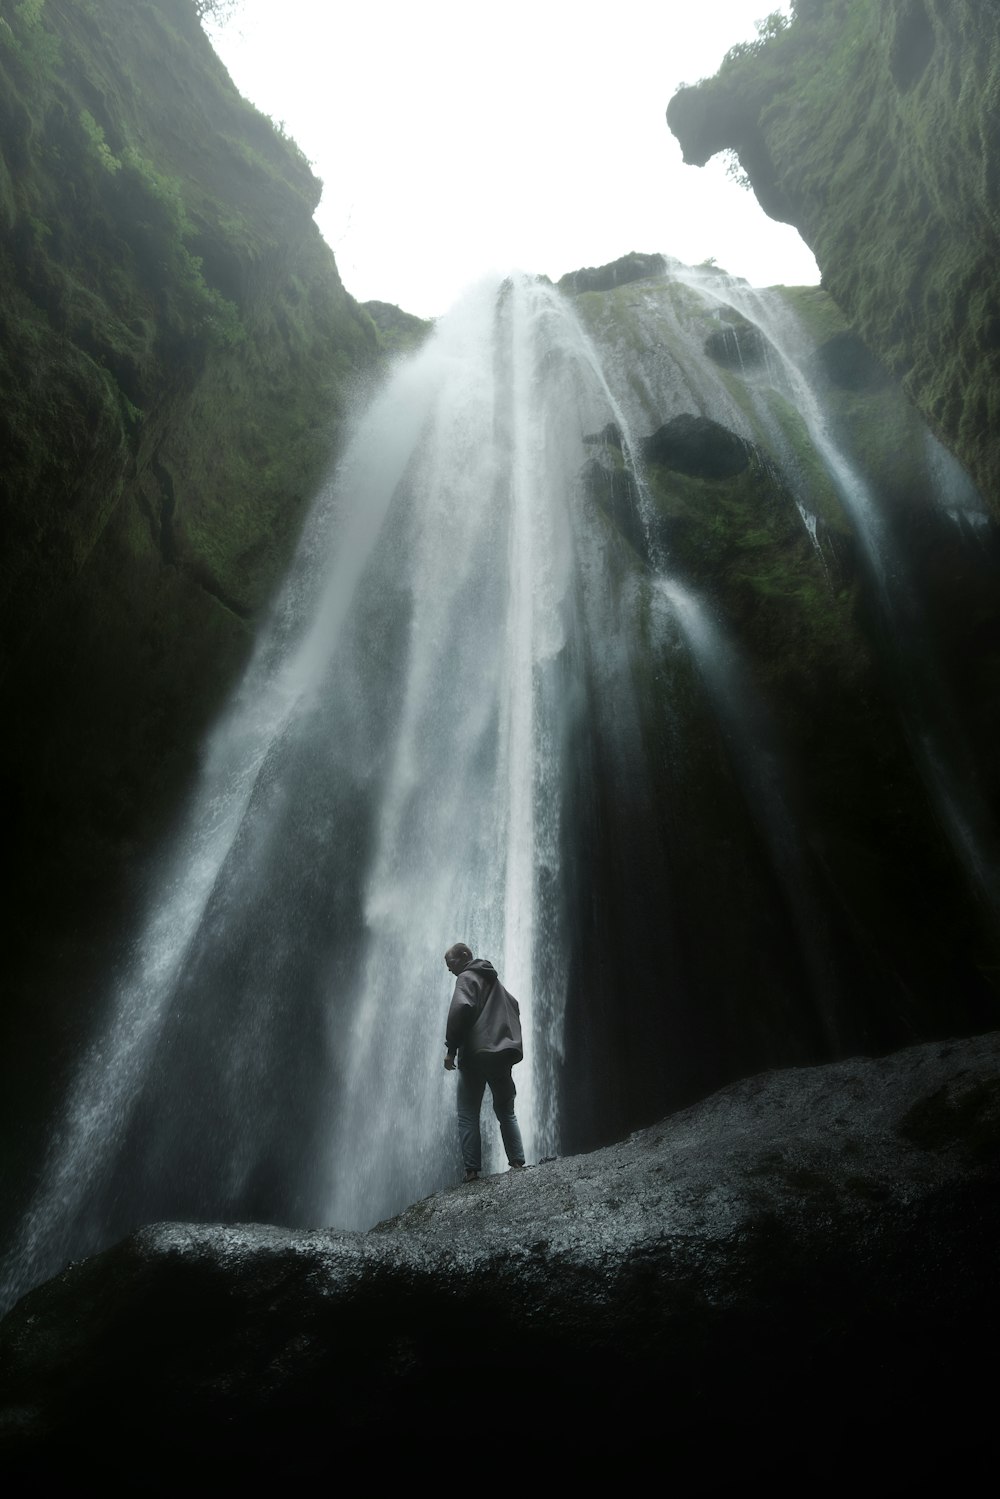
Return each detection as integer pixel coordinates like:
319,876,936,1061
1,1031,997,1486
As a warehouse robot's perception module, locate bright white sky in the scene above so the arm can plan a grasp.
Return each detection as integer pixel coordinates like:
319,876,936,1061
207,0,819,319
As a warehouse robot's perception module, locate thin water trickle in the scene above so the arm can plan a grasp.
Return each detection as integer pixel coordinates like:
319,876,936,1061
654,578,842,1051
924,431,993,537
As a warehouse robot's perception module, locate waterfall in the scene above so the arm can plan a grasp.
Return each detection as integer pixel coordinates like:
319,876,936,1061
6,258,995,1317
666,267,1000,912
1,272,653,1310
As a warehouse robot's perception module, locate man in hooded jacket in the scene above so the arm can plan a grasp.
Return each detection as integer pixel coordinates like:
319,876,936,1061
443,942,525,1181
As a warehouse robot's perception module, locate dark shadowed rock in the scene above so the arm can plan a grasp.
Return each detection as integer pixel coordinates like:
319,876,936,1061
584,458,648,558
558,251,668,295
642,413,751,477
0,1032,997,1487
667,82,796,223
583,421,624,451
704,320,769,370
813,330,890,391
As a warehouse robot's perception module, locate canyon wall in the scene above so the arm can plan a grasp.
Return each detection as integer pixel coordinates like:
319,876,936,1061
667,0,1000,515
0,0,383,1167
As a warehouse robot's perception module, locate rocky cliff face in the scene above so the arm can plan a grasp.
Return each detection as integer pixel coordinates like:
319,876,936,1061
667,0,1000,516
0,0,380,1155
555,260,1000,1148
2,1031,996,1485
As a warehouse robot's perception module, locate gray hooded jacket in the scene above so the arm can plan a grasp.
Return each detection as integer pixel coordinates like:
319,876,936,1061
446,958,523,1066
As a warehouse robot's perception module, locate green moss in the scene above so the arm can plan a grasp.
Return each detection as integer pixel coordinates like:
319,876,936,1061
362,300,433,359
79,107,120,173
776,285,850,347
0,0,381,643
0,0,63,79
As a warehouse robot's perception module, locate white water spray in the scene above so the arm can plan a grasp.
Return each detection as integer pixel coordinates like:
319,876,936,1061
2,273,646,1307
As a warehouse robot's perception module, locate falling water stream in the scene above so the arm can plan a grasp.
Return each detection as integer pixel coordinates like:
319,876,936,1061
1,273,659,1309
653,578,843,1052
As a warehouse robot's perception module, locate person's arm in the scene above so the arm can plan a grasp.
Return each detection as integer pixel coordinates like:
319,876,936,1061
444,975,475,1067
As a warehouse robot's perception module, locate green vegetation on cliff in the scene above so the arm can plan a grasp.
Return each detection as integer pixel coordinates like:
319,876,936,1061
362,300,433,359
0,0,379,1134
0,0,377,642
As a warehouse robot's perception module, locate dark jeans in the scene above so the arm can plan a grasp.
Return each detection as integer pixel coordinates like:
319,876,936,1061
456,1054,525,1172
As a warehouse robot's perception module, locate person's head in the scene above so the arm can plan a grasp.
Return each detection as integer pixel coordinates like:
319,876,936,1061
444,942,473,976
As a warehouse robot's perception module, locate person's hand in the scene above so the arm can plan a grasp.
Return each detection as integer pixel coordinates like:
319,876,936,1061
444,1054,456,1071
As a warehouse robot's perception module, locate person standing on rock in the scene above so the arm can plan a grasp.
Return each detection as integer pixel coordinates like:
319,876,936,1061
443,943,526,1181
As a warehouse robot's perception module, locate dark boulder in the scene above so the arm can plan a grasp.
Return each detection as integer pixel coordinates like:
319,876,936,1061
642,413,751,478
704,320,769,370
583,421,624,451
1,1032,997,1487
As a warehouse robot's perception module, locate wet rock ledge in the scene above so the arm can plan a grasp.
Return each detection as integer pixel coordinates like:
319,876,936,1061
2,1031,997,1487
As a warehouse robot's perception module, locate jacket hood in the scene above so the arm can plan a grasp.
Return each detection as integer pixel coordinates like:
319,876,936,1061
463,958,497,977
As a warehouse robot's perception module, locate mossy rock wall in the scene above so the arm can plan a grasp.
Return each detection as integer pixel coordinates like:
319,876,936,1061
558,264,1000,1147
667,0,1000,515
0,0,379,1137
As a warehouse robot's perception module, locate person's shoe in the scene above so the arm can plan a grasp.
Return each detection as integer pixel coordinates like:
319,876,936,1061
509,1161,525,1170
464,1169,479,1182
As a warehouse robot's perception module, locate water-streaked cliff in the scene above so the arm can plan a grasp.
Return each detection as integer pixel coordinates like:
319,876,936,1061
668,0,1000,517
